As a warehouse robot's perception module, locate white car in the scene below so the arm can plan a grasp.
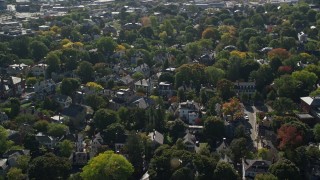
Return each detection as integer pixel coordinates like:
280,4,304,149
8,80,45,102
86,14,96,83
244,115,249,121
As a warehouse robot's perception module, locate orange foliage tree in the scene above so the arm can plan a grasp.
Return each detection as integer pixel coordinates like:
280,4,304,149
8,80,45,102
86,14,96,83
277,125,303,150
222,97,243,121
267,48,291,61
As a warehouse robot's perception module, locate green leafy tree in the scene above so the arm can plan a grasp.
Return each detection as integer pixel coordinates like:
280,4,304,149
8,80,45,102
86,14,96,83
33,120,49,132
60,78,80,96
103,123,126,144
93,109,119,130
28,153,72,180
7,167,26,180
125,133,144,177
0,125,13,154
269,158,300,180
46,52,61,78
216,79,235,101
132,72,144,81
9,98,20,118
230,137,248,162
214,161,239,180
203,116,225,144
81,150,134,180
58,140,74,157
271,97,296,115
47,123,68,137
16,155,31,172
84,94,106,111
97,37,117,56
205,66,225,86
292,70,317,92
29,40,49,61
76,61,94,83
313,124,320,142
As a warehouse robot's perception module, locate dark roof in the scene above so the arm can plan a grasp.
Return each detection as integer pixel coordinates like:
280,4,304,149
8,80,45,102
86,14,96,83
243,159,271,173
61,104,85,117
2,149,30,158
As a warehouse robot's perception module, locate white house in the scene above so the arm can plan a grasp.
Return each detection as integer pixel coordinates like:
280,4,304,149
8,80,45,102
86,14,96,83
30,63,48,76
7,63,29,75
177,100,200,124
90,133,103,158
0,159,8,176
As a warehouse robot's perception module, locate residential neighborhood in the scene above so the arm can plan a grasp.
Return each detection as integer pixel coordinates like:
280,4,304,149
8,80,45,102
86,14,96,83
0,0,320,179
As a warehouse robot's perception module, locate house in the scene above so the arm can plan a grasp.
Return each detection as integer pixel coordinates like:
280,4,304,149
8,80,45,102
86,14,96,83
242,159,271,180
35,132,57,148
0,159,8,176
70,152,90,166
34,79,56,98
134,79,153,94
30,63,47,76
158,81,174,98
109,89,135,110
177,100,200,124
53,94,72,108
298,32,308,43
148,130,164,146
0,76,25,98
130,96,154,109
119,75,134,87
183,131,199,152
7,63,29,76
234,81,256,98
0,112,8,124
6,150,30,167
90,133,104,158
50,114,64,124
300,96,320,121
2,149,30,159
134,63,150,77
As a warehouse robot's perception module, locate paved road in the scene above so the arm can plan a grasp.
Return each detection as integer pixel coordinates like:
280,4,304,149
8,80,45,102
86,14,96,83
244,106,258,149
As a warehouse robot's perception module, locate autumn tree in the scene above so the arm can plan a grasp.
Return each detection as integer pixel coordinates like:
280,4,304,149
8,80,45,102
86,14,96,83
81,151,134,180
202,27,220,42
277,124,303,150
267,48,291,61
222,97,243,121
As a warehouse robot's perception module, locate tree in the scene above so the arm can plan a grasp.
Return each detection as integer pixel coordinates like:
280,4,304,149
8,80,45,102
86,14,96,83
267,48,290,61
216,79,235,101
29,41,49,61
33,120,49,132
16,155,31,172
60,78,80,96
47,123,68,137
168,119,186,141
132,71,144,81
125,133,144,177
230,137,248,162
9,98,20,118
271,97,296,115
84,94,106,111
81,150,134,180
203,116,225,144
175,64,206,90
269,158,300,180
277,124,303,150
250,65,274,91
202,27,220,42
28,153,71,179
292,70,317,92
76,61,94,83
97,37,117,56
254,173,277,180
214,161,239,180
205,66,225,86
185,41,201,59
103,123,126,145
58,140,74,157
273,75,303,100
93,109,119,130
0,125,13,154
46,52,60,78
312,122,320,143
222,97,243,121
7,167,26,180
